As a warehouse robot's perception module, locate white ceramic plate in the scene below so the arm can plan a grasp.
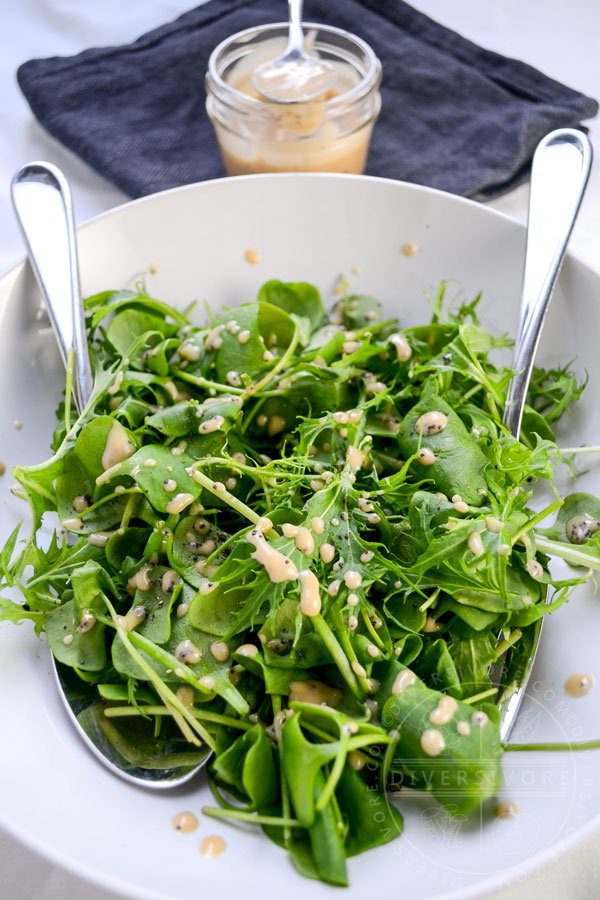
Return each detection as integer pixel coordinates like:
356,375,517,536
1,174,599,900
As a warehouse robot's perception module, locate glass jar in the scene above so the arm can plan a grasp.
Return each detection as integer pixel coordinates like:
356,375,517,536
206,23,382,176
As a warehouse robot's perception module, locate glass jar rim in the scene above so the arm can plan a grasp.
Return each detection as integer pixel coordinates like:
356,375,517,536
207,21,381,113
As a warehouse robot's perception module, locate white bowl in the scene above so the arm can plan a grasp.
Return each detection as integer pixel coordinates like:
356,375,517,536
1,173,599,900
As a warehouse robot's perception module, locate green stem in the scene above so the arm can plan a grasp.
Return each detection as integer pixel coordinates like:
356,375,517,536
250,320,301,396
380,728,400,793
96,612,247,717
103,705,252,730
202,807,303,827
315,732,350,812
457,383,483,405
176,371,245,394
360,606,386,650
555,446,600,455
98,601,215,749
515,498,563,541
78,488,139,520
419,588,440,613
494,629,522,659
535,536,599,573
120,493,138,530
191,468,261,525
462,687,498,704
311,614,362,699
504,739,600,752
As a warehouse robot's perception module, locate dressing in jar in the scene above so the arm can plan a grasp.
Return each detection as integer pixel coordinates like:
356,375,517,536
206,23,382,176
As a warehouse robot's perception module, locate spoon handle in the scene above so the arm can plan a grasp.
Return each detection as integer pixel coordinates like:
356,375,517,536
11,162,93,415
287,0,304,56
503,129,592,438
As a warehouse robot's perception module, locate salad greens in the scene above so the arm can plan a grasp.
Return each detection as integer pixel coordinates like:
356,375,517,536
1,278,598,886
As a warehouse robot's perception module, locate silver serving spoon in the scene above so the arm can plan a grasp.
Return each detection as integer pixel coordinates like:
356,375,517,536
11,162,210,787
496,129,592,741
251,0,336,103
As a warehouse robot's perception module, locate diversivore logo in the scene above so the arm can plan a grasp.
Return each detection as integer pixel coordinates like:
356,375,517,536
357,679,595,891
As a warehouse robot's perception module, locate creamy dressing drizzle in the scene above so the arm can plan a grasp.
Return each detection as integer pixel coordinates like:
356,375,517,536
101,421,135,471
176,685,195,708
268,415,286,437
175,640,202,664
179,342,201,362
210,641,230,662
199,581,218,595
128,563,154,592
118,606,147,631
76,611,96,633
205,325,224,351
429,695,458,726
298,569,322,616
172,811,199,833
161,570,181,594
565,672,594,697
566,514,600,544
310,516,325,534
391,669,417,694
347,445,366,472
200,835,226,858
72,495,90,513
389,332,412,362
246,529,299,582
421,729,445,756
87,531,113,548
417,447,436,466
199,415,225,434
467,531,485,557
415,411,448,436
289,679,342,707
61,517,83,532
485,516,503,533
494,802,521,820
165,493,195,514
471,710,489,727
526,558,544,580
107,371,124,395
348,750,367,771
294,526,314,555
344,570,362,589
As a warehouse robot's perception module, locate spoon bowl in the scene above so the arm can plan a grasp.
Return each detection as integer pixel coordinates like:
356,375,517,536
251,0,336,103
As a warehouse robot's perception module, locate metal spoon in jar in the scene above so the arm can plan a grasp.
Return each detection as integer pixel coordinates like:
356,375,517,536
11,161,210,787
494,129,592,741
252,0,336,103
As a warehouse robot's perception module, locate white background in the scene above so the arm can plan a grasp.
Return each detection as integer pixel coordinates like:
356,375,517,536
0,1,599,898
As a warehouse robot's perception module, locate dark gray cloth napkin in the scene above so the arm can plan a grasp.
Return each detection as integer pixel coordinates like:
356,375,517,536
17,0,598,201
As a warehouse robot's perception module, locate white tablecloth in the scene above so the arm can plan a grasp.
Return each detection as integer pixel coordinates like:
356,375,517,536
1,1,599,897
